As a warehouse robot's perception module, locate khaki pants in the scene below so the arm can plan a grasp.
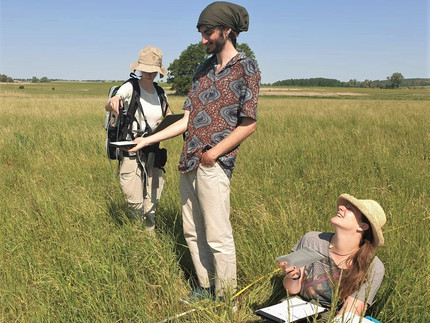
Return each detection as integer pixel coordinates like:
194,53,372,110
180,163,236,296
120,155,163,229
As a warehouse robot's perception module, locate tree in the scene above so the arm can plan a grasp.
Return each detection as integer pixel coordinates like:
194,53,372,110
40,77,49,83
236,43,256,61
361,79,376,88
346,79,359,87
386,72,404,89
0,74,14,83
168,42,258,95
168,43,208,95
31,76,39,83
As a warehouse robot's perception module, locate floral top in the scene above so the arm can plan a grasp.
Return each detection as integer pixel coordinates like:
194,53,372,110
179,52,260,179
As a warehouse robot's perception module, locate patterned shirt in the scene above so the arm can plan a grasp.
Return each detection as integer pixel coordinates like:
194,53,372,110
292,232,385,308
179,52,260,178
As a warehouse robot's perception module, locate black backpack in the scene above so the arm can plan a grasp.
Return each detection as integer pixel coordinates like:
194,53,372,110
104,74,169,161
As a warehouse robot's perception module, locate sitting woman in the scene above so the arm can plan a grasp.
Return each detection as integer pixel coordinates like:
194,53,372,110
279,193,387,318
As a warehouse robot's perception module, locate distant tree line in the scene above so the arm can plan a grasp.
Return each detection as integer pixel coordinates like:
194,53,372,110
1,74,51,83
6,75,127,83
3,69,429,91
272,78,344,87
0,74,14,82
272,73,430,89
401,78,430,87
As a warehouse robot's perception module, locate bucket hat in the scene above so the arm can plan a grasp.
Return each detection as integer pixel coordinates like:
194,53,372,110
337,194,387,247
130,46,168,78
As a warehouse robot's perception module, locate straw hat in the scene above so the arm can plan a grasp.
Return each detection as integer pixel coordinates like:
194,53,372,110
337,194,387,247
130,46,168,78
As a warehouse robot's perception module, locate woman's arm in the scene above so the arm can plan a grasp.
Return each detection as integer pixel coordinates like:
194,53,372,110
105,82,133,113
105,95,122,113
279,262,304,295
337,296,366,317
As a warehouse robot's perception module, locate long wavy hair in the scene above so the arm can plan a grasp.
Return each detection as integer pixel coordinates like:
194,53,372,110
339,215,377,301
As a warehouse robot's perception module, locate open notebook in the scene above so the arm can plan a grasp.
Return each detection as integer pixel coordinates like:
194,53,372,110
255,296,327,322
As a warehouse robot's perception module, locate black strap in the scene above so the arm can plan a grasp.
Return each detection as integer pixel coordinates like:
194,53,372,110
127,78,150,139
125,74,170,138
154,83,170,116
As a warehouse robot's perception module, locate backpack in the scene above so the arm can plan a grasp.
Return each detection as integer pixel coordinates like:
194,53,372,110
103,74,169,162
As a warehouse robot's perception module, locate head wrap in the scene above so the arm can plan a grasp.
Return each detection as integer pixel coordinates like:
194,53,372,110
196,1,249,34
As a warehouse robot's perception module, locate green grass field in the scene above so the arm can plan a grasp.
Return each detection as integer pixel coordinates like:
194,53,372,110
1,82,429,322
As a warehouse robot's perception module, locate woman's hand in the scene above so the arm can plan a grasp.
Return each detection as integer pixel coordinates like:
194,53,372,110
279,262,301,280
337,296,366,317
280,261,303,295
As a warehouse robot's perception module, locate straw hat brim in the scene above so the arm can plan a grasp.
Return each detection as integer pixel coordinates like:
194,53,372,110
129,62,168,78
337,194,386,247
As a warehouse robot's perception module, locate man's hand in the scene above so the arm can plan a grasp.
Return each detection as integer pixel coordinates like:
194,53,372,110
127,137,145,153
201,149,218,167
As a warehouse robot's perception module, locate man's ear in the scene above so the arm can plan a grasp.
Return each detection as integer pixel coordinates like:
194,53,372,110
357,222,370,232
224,28,232,38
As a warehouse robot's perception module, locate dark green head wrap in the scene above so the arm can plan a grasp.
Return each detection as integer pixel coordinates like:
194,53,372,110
197,1,249,34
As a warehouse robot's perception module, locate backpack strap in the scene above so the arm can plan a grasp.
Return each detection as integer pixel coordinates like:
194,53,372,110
121,75,170,141
124,77,152,139
128,73,170,116
154,82,170,116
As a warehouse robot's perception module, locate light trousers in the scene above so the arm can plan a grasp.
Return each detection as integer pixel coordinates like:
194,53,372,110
120,154,163,229
180,163,237,296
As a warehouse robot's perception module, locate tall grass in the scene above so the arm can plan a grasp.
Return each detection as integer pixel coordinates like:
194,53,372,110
0,83,429,322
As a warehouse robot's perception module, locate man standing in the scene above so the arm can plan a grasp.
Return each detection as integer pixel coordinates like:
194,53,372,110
129,1,260,299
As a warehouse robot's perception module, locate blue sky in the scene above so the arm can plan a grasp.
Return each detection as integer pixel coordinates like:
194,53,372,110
1,0,428,83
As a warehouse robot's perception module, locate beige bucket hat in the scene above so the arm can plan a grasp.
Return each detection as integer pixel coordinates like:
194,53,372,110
337,193,387,247
130,46,168,78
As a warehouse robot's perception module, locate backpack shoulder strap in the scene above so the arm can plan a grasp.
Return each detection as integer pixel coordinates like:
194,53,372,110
154,82,170,116
128,77,140,95
120,76,149,139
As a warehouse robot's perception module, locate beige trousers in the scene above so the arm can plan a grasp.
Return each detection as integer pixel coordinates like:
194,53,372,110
120,154,163,229
180,163,236,296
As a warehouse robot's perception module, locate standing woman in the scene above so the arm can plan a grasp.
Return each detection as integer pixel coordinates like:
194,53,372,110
279,194,387,318
105,46,172,231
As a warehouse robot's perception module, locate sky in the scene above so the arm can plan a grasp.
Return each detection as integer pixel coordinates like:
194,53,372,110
1,0,428,84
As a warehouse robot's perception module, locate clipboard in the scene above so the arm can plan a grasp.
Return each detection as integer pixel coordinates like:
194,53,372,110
276,247,325,268
109,141,137,149
255,296,327,322
152,114,184,134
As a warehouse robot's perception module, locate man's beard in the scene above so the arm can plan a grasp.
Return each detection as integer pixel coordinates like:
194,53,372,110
206,35,227,54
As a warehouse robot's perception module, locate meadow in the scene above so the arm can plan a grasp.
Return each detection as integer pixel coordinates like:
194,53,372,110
0,82,429,322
